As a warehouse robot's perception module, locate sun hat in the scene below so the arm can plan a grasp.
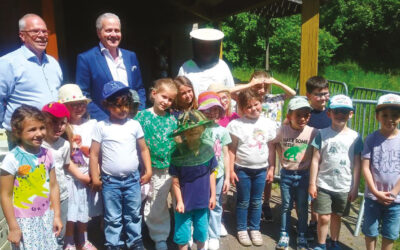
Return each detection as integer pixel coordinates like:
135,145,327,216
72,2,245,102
376,94,400,110
198,91,224,117
102,81,130,100
207,83,230,93
172,110,212,136
288,96,311,111
129,89,140,104
42,102,70,121
190,28,224,41
58,84,91,104
328,94,354,110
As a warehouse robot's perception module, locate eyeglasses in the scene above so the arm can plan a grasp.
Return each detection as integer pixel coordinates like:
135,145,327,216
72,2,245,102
21,29,49,36
313,92,330,98
331,108,351,115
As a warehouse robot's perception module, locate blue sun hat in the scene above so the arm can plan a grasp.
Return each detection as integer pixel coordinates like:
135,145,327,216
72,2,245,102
102,81,130,100
328,94,354,110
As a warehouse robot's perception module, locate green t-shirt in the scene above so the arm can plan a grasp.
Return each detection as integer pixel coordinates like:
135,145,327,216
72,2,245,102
135,109,177,169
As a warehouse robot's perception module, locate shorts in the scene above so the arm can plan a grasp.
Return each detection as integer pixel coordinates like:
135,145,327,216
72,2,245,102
313,188,350,216
362,198,400,240
173,208,209,245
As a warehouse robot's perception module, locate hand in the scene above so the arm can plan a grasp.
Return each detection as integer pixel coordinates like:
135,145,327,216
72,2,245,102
222,179,230,194
266,169,274,183
230,171,239,187
375,191,395,206
140,173,151,185
53,215,63,237
308,184,317,199
209,196,216,210
91,178,102,192
8,227,22,247
348,187,359,202
176,201,185,213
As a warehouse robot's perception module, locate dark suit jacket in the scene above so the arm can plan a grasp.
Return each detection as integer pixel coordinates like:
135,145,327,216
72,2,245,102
75,45,146,121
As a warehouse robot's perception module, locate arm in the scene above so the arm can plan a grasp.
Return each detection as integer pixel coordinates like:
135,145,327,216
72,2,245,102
49,168,62,236
0,172,21,246
172,177,184,213
137,138,152,184
228,134,239,186
66,161,91,185
348,154,361,202
230,78,264,101
266,141,276,183
268,77,296,98
209,171,217,210
89,140,102,191
0,59,12,127
222,145,230,193
308,147,320,199
362,158,394,205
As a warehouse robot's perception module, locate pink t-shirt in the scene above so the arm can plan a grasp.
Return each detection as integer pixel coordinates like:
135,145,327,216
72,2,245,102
218,112,240,127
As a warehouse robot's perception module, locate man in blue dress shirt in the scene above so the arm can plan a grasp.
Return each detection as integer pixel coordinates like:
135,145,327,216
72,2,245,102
0,13,62,136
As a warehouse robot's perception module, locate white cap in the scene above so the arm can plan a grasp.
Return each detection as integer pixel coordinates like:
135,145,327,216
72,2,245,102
190,28,224,41
376,94,400,110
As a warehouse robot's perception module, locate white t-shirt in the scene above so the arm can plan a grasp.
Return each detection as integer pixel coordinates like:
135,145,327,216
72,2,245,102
92,119,144,177
42,138,70,201
227,116,276,169
178,59,235,97
312,127,363,192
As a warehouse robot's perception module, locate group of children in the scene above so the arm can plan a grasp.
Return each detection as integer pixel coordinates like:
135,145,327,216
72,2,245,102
0,71,399,250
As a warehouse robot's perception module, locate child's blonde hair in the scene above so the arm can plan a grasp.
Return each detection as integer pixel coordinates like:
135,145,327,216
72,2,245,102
249,70,272,94
150,78,178,103
173,76,198,110
11,105,46,144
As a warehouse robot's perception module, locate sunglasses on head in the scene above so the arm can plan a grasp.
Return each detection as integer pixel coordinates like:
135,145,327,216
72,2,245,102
331,108,352,115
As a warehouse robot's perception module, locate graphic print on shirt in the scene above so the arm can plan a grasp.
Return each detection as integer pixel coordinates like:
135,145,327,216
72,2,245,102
284,143,308,161
372,148,400,174
71,134,89,166
213,137,222,160
249,128,266,150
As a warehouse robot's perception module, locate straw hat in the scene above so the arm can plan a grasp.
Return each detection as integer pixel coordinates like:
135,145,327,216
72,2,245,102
59,84,91,104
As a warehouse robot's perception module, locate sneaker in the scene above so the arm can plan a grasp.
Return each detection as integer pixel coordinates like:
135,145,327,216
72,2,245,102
208,238,220,250
328,240,341,250
220,224,228,237
81,241,97,250
155,241,168,250
297,233,308,250
250,230,263,246
276,232,289,250
64,244,77,250
306,222,317,241
237,231,252,246
188,237,193,248
262,204,273,222
313,244,327,250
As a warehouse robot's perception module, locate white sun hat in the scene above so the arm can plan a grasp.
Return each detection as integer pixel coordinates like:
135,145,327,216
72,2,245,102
190,28,224,41
58,83,91,104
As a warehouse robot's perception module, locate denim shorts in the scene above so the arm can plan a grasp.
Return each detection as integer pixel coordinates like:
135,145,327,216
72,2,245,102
174,208,209,245
362,198,400,240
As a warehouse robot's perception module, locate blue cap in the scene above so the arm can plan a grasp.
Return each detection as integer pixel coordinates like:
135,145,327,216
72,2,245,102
102,81,130,100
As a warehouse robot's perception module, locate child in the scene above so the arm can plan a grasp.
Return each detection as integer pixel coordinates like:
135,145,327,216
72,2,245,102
305,76,332,238
90,81,152,249
172,76,198,119
41,102,72,249
361,94,400,250
0,105,62,249
227,90,276,246
207,83,239,128
308,95,362,250
59,84,101,250
197,91,231,249
169,110,217,250
134,78,178,250
268,96,317,250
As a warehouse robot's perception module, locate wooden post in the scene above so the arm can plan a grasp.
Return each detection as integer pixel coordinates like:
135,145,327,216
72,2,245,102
299,0,319,95
41,0,58,60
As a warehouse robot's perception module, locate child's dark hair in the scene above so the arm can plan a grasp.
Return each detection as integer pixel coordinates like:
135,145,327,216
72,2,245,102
150,78,178,103
173,76,198,110
237,89,263,111
376,106,400,114
102,90,133,109
11,105,46,143
306,76,329,94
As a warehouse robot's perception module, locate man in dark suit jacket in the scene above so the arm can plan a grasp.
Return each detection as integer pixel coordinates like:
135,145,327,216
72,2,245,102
76,12,146,121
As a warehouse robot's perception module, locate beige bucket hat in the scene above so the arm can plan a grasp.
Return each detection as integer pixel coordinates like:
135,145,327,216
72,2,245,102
58,84,91,104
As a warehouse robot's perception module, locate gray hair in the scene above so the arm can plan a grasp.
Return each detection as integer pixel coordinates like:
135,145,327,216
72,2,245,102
96,13,120,31
18,13,42,31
